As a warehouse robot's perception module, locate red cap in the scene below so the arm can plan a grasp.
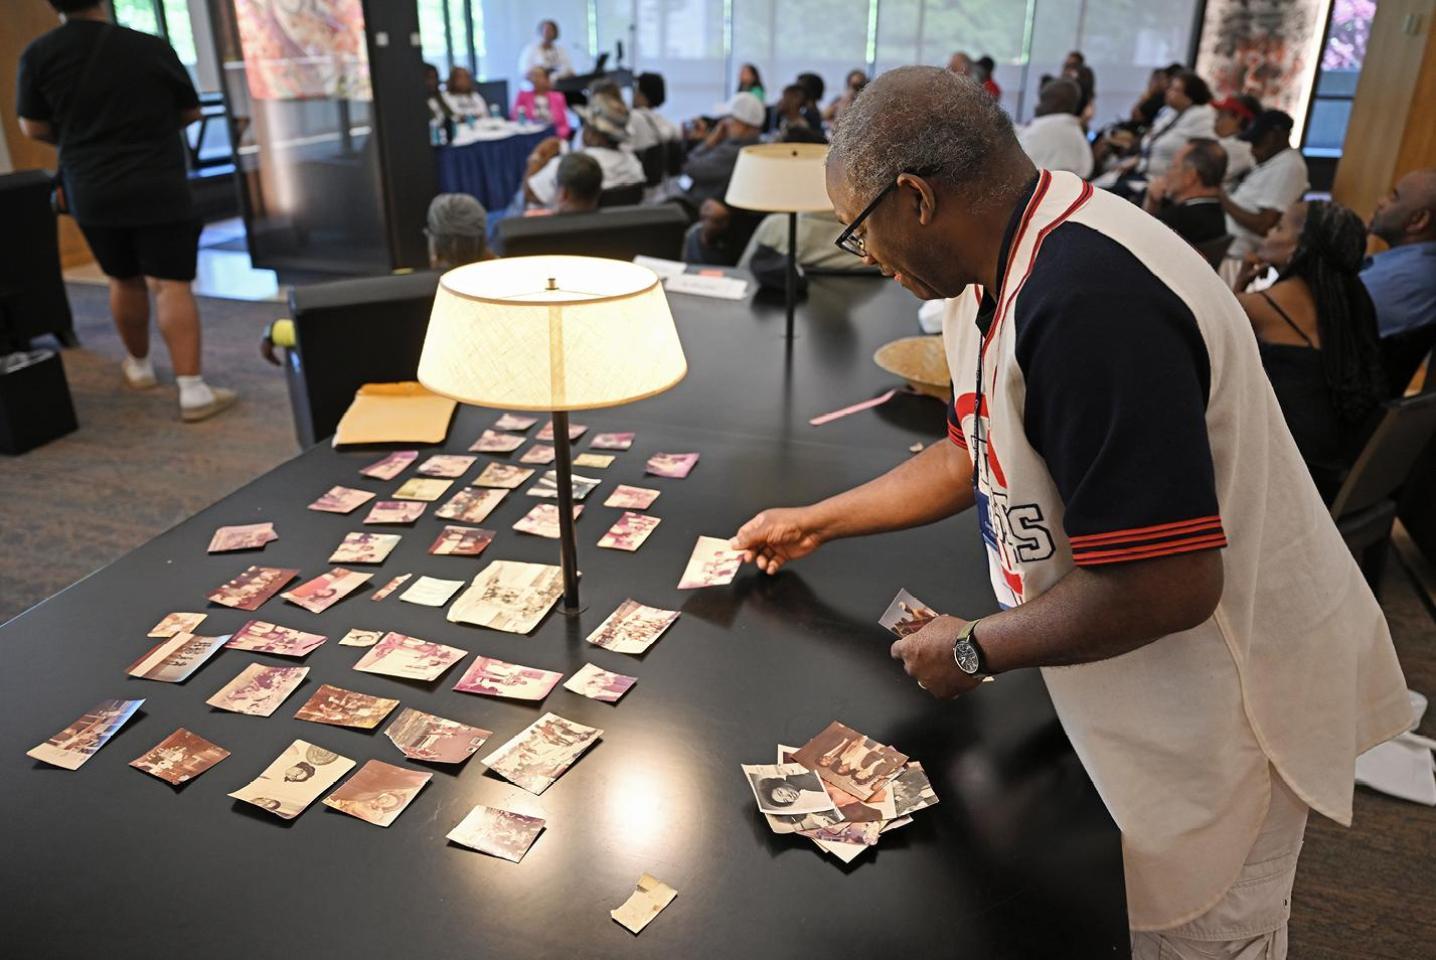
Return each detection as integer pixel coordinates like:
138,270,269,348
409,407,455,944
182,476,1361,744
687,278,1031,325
1212,96,1255,124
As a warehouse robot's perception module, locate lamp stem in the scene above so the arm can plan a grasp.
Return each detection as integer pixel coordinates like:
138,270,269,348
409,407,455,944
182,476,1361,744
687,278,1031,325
552,410,582,614
785,210,797,340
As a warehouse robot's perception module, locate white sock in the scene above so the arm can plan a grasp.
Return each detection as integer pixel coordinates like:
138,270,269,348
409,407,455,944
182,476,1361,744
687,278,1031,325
176,375,215,409
123,354,154,380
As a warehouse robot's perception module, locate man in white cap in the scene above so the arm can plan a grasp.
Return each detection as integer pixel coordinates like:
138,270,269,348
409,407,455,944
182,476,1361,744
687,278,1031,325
675,92,767,263
525,91,643,209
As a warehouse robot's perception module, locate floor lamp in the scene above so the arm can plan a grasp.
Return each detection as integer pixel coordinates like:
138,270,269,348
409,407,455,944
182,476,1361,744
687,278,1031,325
418,256,688,614
724,143,833,340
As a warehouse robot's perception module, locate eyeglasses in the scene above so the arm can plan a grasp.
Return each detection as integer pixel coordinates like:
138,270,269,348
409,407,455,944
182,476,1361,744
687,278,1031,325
834,179,900,258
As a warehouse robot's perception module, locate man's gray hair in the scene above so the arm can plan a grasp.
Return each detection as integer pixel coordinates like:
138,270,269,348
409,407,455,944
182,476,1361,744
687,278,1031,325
829,66,1019,208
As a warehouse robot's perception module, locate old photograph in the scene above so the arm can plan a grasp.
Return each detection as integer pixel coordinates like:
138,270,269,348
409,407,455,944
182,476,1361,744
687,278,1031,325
27,698,145,770
129,728,230,785
359,450,417,480
741,762,838,816
879,588,940,638
447,560,565,634
435,487,507,524
645,452,699,478
573,452,614,469
472,462,534,489
308,485,376,514
469,429,526,453
393,477,453,502
610,874,677,935
536,420,587,442
126,631,228,683
677,536,744,589
597,511,661,552
603,484,660,510
206,663,309,716
427,524,496,557
281,567,372,614
589,431,635,451
363,499,428,524
792,721,909,801
329,531,402,565
417,454,476,478
586,599,679,655
228,739,356,820
446,805,546,862
147,611,207,638
370,574,412,602
479,712,603,795
492,413,537,432
453,656,563,701
207,522,277,553
322,759,431,827
526,470,601,501
294,683,401,729
207,565,298,611
352,631,469,682
518,444,556,465
384,707,491,763
224,619,327,658
890,762,940,818
512,503,583,539
398,575,464,607
562,663,637,703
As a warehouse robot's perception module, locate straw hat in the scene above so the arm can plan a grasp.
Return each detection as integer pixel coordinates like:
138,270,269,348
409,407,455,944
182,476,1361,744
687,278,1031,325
873,336,950,399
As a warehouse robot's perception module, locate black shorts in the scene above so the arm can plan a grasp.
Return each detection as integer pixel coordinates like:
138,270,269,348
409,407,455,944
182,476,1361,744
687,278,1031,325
77,219,201,282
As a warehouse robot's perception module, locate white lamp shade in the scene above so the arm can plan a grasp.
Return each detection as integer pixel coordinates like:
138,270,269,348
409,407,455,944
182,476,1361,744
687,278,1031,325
724,142,832,213
418,256,687,412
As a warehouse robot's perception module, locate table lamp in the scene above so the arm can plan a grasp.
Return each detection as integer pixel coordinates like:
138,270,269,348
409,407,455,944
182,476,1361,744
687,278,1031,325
418,255,687,613
724,142,832,339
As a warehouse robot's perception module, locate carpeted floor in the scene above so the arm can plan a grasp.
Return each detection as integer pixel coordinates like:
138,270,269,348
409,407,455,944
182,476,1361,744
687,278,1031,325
0,282,295,623
1,281,1433,956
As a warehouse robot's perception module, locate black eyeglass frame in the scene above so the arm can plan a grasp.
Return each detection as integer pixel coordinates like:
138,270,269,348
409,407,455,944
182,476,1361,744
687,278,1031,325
833,178,901,258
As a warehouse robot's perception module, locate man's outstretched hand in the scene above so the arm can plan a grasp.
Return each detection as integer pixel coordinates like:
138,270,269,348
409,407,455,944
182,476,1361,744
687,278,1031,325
730,508,825,575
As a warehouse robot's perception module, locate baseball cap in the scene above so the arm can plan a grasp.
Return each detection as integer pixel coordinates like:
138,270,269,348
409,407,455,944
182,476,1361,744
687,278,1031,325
721,91,766,128
1241,109,1294,143
1211,96,1255,125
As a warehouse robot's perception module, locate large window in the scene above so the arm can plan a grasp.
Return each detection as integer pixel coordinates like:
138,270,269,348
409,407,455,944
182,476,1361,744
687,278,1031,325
1305,0,1377,157
112,0,199,75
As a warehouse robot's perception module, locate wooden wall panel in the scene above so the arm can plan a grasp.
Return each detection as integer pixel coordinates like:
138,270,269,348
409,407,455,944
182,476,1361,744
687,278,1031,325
0,3,95,269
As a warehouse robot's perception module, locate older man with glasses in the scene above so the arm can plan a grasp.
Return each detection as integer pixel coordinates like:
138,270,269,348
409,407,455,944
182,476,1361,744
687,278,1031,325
734,66,1408,959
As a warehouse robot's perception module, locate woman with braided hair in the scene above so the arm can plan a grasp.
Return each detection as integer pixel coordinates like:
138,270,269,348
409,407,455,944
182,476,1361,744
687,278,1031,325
1238,200,1388,501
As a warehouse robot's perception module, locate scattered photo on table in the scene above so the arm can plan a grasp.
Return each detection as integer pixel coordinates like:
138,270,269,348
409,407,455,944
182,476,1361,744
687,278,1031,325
447,560,564,634
645,452,699,478
598,512,661,552
589,432,634,451
384,707,491,763
603,484,660,510
329,531,402,564
27,698,144,770
469,430,525,454
536,420,587,442
225,619,326,658
359,450,417,480
512,503,583,539
206,663,309,716
610,874,677,935
453,656,563,701
824,777,897,823
473,462,534,489
526,470,601,501
436,487,507,524
479,712,603,795
308,486,376,514
339,628,385,647
799,820,883,847
207,566,298,611
677,536,744,589
148,611,207,638
399,575,464,607
586,599,679,655
879,588,939,638
427,524,495,557
890,762,940,817
563,663,636,703
518,444,556,465
493,413,537,432
129,728,229,785
228,739,355,820
364,500,427,524
763,746,842,835
323,759,431,827
371,573,411,602
447,805,546,862
393,477,453,502
418,454,477,478
207,522,277,553
295,683,400,729
791,721,909,801
281,567,371,613
741,762,837,816
126,632,228,683
573,453,613,469
352,631,468,682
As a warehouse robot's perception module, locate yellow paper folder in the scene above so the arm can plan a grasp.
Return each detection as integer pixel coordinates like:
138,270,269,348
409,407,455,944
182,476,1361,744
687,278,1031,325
333,382,457,446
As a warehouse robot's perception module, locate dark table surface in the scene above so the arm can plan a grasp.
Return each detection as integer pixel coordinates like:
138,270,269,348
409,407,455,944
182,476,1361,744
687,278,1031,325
0,276,1129,958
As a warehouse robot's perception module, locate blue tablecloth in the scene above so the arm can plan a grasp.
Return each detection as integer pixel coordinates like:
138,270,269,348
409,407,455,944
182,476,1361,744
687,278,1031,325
435,127,554,213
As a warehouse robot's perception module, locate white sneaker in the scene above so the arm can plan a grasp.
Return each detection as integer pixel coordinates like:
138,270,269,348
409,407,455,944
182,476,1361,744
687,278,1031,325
181,387,239,423
122,358,158,390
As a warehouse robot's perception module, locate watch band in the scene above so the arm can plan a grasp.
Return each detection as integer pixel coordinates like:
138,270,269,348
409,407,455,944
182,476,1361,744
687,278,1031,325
952,618,989,677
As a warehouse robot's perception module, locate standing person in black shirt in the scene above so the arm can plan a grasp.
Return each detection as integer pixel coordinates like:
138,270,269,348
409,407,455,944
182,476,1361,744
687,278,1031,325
17,0,236,422
1143,139,1229,248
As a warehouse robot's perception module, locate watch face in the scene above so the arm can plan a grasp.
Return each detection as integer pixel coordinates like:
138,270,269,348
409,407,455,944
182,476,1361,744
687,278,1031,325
955,640,981,675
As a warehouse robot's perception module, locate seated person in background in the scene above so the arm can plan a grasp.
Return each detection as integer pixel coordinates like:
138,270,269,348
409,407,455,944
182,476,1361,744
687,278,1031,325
736,62,766,104
1211,94,1260,188
426,193,497,268
628,72,680,152
1064,62,1096,122
823,70,867,127
947,51,974,77
771,84,823,141
1017,78,1092,178
423,63,452,124
537,153,603,216
512,66,571,138
1222,109,1308,259
1130,70,1215,181
1143,138,1228,247
442,67,488,119
975,56,1001,100
795,73,826,130
1360,167,1436,337
737,208,875,274
1130,63,1183,126
525,92,644,208
683,199,737,265
1236,201,1387,501
681,92,765,206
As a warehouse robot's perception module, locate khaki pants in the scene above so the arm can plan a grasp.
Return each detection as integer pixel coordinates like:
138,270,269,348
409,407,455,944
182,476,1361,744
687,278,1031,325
1131,771,1309,960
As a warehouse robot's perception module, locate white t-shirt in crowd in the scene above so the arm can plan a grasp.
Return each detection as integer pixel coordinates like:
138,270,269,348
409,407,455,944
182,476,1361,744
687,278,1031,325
518,42,574,79
1017,113,1093,179
628,107,681,153
442,91,488,119
1225,147,1309,257
1219,135,1255,190
528,146,644,207
1141,103,1216,179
